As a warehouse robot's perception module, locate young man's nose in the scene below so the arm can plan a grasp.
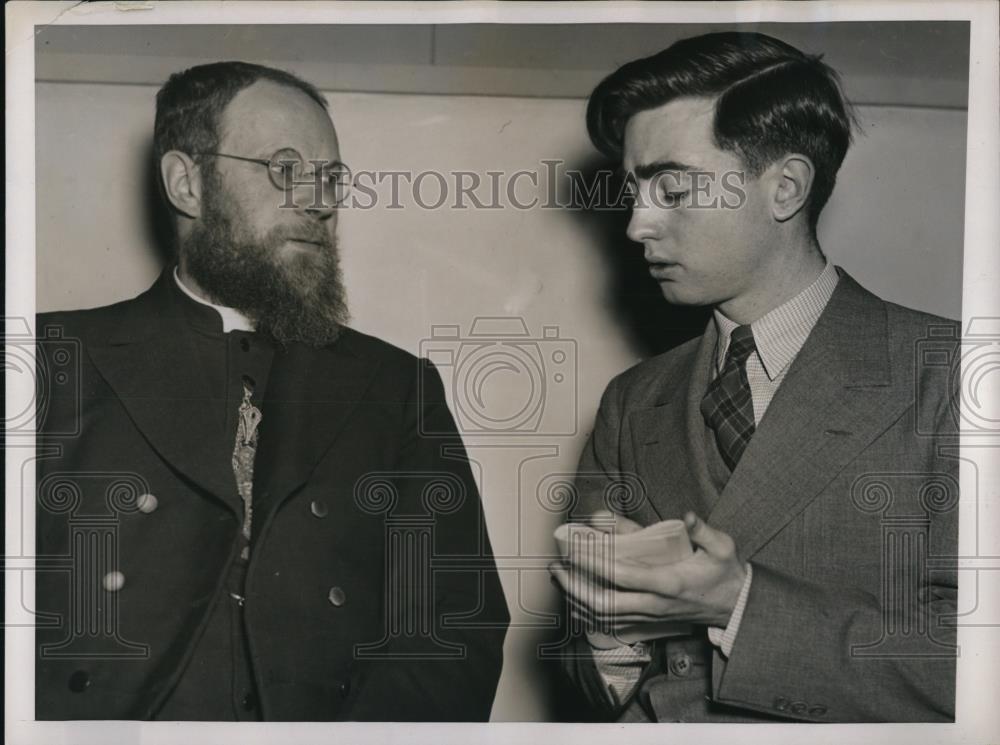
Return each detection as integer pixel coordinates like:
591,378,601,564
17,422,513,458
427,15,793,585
626,203,661,244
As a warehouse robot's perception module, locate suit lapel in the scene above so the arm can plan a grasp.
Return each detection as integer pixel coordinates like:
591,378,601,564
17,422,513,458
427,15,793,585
86,273,238,510
253,332,379,513
708,272,912,559
629,323,720,524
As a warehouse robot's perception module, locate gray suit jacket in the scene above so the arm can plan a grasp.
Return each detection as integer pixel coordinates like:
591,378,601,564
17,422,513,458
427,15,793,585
562,269,959,722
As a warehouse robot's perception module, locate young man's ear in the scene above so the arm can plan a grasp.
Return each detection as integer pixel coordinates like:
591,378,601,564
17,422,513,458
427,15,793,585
160,151,204,219
770,154,815,223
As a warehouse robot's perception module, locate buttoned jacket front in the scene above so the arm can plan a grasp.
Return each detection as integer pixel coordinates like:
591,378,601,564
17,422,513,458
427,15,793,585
35,270,509,721
561,270,959,722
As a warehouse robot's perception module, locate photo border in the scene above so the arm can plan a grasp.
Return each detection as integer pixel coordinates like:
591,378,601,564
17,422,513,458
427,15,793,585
6,2,999,744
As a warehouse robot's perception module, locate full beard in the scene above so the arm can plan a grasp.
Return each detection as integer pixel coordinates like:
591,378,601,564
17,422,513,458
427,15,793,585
182,182,350,348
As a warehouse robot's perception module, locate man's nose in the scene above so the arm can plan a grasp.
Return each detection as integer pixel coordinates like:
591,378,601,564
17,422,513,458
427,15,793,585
626,202,659,244
294,187,337,221
303,202,337,221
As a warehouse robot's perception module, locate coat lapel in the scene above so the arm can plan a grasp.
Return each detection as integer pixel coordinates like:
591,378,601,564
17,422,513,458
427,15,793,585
85,273,381,518
86,272,238,510
629,323,720,524
252,331,379,513
707,272,912,559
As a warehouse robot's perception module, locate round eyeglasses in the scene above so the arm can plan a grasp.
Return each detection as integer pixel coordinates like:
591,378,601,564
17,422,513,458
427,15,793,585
192,148,353,207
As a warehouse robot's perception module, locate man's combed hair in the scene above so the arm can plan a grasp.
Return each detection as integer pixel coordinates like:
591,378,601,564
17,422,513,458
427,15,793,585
587,32,858,227
153,60,328,175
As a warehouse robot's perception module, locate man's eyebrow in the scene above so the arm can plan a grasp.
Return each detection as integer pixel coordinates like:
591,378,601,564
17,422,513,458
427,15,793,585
632,160,699,180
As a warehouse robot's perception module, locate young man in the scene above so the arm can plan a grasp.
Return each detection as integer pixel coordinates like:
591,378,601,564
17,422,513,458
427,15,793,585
35,61,508,721
551,32,958,723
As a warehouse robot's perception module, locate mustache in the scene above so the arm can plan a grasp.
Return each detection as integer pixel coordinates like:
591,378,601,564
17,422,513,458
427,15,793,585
272,225,332,247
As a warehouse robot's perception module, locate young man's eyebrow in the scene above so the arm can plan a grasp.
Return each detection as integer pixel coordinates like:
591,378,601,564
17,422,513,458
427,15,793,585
632,160,699,180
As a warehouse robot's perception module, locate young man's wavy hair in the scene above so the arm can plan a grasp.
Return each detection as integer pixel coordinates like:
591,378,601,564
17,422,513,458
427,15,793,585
587,32,858,230
153,60,328,206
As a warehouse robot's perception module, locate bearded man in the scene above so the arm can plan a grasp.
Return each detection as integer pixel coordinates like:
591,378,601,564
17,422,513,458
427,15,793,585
34,61,508,722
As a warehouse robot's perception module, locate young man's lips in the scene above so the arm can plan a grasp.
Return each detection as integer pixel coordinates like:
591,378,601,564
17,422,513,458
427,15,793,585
647,261,680,279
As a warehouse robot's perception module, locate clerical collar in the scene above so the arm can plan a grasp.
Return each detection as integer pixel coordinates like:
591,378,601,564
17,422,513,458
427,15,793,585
173,267,256,333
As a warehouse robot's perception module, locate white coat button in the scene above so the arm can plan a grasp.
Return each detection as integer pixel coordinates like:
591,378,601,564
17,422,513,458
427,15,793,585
103,571,125,592
137,493,159,514
328,586,347,607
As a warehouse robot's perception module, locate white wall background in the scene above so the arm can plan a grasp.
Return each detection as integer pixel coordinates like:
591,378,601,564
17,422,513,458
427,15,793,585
34,24,968,722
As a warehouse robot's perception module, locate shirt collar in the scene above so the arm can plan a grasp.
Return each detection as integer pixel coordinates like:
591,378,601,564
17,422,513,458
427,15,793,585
173,266,256,334
713,261,839,380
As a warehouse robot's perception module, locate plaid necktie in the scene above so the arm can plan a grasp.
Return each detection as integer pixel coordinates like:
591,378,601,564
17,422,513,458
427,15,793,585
700,324,757,471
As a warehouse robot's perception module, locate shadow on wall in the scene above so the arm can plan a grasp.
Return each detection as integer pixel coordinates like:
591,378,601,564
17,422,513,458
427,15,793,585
539,156,711,723
141,138,179,268
572,153,710,359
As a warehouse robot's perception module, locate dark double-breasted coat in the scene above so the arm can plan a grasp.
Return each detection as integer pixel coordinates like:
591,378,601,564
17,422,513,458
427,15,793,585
34,270,509,721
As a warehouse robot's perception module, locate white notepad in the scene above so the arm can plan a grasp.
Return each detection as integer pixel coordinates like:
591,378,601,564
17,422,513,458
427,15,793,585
554,519,694,647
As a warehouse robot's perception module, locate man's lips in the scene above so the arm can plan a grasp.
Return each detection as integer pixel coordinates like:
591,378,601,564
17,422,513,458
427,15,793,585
647,261,680,279
287,237,325,248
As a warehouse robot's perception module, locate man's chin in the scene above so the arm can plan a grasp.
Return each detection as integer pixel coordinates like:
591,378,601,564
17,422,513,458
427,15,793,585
657,282,704,306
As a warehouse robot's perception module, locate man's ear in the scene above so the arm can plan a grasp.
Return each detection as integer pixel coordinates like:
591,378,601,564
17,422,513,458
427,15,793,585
160,150,204,219
770,154,815,223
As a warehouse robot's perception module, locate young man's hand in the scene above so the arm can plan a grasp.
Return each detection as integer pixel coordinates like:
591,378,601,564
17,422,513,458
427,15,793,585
549,511,748,629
